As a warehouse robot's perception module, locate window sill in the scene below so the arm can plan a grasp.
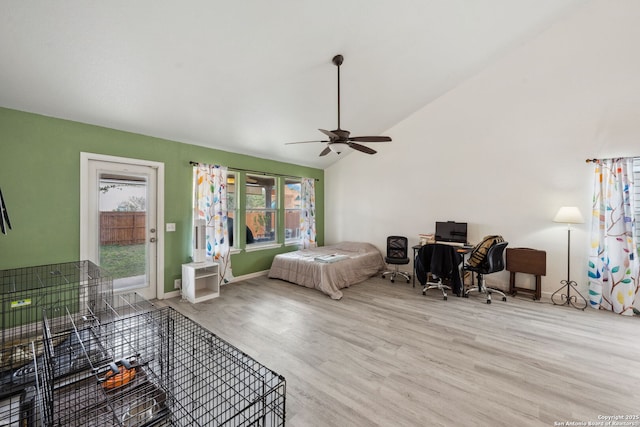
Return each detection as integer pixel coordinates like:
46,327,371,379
244,242,282,252
284,240,301,248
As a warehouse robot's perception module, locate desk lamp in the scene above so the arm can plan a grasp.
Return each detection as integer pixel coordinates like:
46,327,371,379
551,206,587,310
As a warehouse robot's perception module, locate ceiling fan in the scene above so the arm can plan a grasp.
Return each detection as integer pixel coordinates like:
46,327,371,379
286,54,392,156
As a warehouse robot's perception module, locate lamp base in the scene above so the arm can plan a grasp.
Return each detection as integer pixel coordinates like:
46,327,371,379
551,279,587,310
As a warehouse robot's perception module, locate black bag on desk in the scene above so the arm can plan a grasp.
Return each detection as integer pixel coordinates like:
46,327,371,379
415,244,463,296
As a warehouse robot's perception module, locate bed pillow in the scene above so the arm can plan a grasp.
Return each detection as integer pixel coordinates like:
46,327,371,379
332,242,372,253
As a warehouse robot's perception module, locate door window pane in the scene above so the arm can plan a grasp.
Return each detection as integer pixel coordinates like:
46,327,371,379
98,174,147,289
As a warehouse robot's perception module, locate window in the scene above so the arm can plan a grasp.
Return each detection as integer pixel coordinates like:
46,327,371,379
284,178,301,242
246,174,277,244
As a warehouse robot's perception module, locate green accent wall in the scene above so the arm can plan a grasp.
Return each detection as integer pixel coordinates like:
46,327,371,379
0,107,324,293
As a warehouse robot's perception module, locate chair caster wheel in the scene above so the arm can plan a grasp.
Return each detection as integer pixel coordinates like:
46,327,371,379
487,300,491,304
406,279,410,284
391,279,395,283
382,274,386,278
502,297,507,302
422,291,426,295
443,296,447,301
463,294,469,298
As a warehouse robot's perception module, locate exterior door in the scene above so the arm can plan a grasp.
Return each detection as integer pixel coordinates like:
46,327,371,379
81,154,163,300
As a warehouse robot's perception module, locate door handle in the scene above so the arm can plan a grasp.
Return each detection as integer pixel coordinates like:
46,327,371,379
150,228,156,233
150,237,157,243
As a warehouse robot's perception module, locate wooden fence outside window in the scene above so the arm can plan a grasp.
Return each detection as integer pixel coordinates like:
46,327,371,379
100,212,146,245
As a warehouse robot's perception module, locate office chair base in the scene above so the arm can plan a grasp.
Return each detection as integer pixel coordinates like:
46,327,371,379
422,278,451,300
382,270,411,284
464,284,507,304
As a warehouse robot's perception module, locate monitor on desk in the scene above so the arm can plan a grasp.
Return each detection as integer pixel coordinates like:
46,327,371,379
435,221,468,245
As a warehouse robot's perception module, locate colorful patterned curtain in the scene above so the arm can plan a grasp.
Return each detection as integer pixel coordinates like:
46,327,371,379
588,158,639,315
193,164,233,284
300,177,316,248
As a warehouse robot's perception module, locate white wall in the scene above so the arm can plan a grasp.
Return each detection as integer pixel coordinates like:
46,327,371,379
325,0,640,298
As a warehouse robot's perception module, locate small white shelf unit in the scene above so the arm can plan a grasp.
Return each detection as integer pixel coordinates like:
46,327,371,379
181,261,219,303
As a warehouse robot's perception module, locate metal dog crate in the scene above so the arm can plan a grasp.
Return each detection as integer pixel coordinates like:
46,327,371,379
1,261,113,401
38,306,286,426
2,261,286,426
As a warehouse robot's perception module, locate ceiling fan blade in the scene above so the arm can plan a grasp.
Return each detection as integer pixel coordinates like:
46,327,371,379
319,129,338,139
285,140,329,145
349,142,377,155
319,146,332,157
349,136,392,142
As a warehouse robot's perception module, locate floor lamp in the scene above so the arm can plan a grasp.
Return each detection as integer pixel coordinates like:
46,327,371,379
551,206,588,310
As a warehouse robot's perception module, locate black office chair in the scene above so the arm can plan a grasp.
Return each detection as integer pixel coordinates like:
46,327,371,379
415,243,463,300
463,241,509,304
381,236,411,283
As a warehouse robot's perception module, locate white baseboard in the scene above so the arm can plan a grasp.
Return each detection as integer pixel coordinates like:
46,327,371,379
224,270,270,283
160,290,181,300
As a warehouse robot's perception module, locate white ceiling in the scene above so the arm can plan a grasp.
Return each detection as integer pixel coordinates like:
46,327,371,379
0,0,588,169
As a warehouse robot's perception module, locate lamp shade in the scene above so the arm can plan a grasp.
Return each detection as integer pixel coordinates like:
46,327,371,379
553,206,584,224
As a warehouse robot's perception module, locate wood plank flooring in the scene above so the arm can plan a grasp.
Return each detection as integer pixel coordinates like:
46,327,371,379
156,275,640,427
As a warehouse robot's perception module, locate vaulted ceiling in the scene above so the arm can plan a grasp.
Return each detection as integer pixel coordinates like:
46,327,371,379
0,1,588,168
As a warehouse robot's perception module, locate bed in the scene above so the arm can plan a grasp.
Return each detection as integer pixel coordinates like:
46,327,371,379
268,242,385,299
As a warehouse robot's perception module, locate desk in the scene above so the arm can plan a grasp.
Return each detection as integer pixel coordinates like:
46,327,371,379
412,244,472,287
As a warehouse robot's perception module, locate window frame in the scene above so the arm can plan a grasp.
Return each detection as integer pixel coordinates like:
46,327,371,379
226,171,239,251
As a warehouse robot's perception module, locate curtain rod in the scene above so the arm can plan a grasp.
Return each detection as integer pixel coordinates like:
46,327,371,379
585,157,634,164
189,161,319,181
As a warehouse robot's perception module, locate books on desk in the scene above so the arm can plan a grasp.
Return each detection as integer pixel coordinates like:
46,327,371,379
419,233,435,245
314,254,349,263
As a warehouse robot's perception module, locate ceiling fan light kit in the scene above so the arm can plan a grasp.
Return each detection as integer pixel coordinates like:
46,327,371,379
329,141,349,154
285,54,392,157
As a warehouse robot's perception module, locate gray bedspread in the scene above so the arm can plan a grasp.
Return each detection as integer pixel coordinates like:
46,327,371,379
268,242,385,299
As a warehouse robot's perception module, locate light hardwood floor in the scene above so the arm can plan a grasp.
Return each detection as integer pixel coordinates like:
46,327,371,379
157,275,640,427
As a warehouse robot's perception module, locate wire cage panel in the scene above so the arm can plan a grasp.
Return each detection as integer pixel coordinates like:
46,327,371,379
39,307,285,427
0,340,46,426
157,308,286,426
106,292,156,319
1,261,113,346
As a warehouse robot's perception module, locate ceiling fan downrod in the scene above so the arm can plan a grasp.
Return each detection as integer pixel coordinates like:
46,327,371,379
333,55,343,130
